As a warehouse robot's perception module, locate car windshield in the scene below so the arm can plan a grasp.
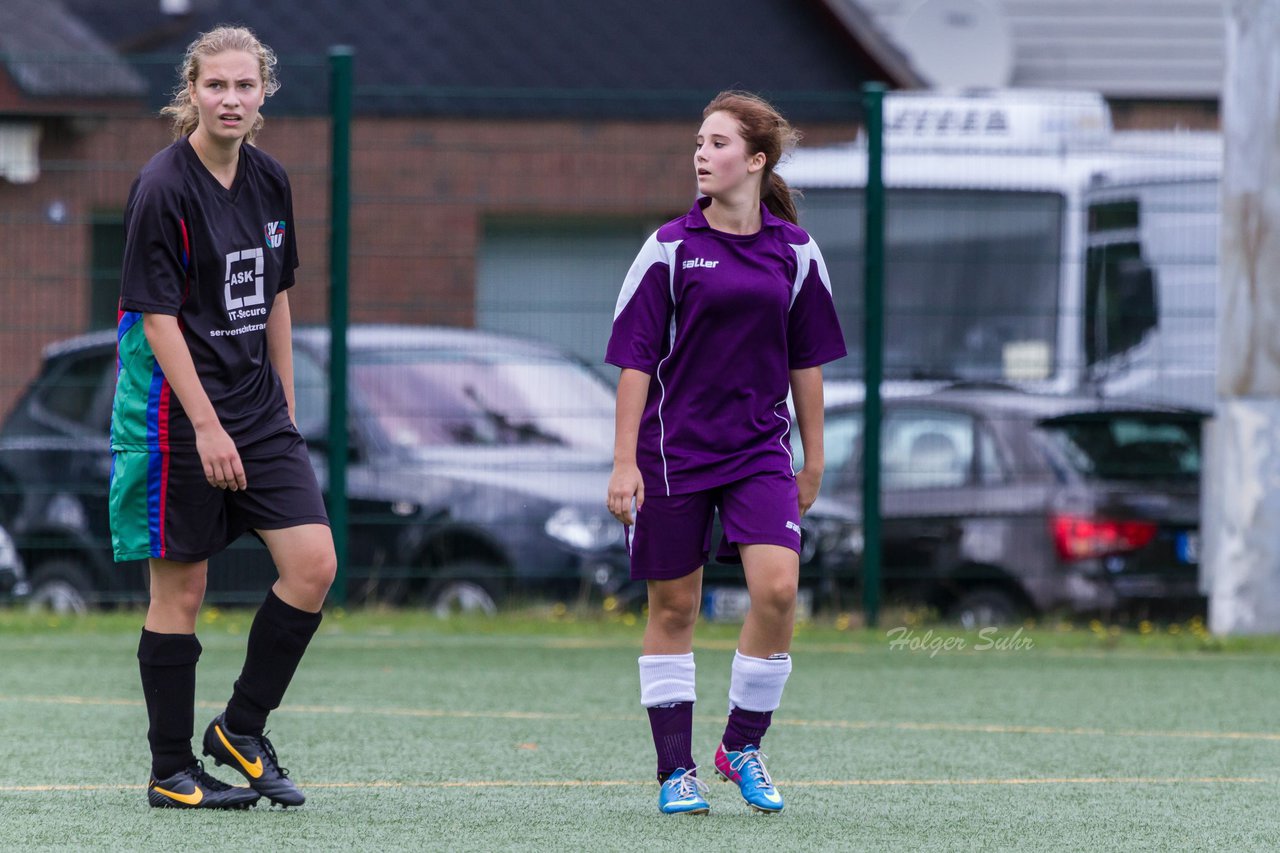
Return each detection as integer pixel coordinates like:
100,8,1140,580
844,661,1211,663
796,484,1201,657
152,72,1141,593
798,188,1064,382
348,349,616,453
1037,413,1201,480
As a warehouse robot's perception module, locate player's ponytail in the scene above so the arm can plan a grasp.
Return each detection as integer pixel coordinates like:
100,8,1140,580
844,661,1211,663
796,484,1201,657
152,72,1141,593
703,91,802,225
161,26,280,143
763,171,799,225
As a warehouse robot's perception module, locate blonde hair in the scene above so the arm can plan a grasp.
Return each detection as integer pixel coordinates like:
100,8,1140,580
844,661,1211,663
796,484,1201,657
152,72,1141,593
160,26,280,142
703,91,802,224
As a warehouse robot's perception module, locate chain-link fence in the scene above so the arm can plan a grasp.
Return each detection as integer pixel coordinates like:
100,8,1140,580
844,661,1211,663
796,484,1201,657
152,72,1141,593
0,55,1219,622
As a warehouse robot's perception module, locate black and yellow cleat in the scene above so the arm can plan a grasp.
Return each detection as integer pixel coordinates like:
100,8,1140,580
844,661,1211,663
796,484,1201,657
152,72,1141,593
202,713,305,807
147,761,260,809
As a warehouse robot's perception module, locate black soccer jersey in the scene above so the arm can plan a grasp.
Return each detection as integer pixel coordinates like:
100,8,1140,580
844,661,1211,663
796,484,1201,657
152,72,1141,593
112,138,299,452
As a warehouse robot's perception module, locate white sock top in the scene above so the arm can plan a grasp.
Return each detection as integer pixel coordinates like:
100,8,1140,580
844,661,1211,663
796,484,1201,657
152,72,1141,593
728,649,792,713
638,653,696,707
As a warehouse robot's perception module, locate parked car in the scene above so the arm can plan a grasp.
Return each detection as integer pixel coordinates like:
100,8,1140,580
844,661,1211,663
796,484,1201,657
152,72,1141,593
0,324,861,616
805,385,1206,625
0,325,633,613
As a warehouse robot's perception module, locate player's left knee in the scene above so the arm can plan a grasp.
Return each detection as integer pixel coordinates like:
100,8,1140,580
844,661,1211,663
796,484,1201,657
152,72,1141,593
307,550,337,593
756,577,798,616
280,547,336,596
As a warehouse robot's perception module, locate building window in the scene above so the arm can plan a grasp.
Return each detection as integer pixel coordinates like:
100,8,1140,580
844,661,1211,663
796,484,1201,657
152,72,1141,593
90,213,125,330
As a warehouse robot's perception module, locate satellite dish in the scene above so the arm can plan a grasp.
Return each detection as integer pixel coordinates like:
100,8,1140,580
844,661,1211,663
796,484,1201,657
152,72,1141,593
895,0,1014,88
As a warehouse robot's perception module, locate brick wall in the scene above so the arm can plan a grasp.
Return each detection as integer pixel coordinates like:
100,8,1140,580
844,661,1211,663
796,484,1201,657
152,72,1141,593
0,113,857,416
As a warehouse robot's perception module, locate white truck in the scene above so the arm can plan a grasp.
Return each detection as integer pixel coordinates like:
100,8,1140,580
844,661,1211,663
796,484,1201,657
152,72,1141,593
781,90,1221,411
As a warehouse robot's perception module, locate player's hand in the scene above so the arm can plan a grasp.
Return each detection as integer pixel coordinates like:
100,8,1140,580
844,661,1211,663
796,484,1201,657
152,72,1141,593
607,462,644,526
796,465,822,517
196,423,247,491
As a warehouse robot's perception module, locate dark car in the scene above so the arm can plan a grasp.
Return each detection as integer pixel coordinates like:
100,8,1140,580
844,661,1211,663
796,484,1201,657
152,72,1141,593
809,385,1206,625
0,325,633,613
0,324,860,615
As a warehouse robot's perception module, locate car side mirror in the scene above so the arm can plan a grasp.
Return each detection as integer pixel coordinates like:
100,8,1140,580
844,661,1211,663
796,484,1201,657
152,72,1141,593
1115,258,1157,334
1094,257,1158,361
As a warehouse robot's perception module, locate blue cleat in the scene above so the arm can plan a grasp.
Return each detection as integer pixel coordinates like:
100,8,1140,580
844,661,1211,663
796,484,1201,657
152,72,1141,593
658,767,710,815
714,743,783,813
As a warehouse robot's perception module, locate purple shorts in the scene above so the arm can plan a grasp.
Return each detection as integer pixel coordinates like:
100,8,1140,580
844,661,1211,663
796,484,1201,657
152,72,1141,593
628,470,801,581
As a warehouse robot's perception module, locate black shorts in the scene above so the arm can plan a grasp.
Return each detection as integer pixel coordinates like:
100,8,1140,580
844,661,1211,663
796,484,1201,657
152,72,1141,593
109,429,329,563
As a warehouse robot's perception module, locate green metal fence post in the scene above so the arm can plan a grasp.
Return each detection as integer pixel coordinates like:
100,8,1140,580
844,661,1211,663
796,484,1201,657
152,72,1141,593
327,46,353,606
861,82,886,628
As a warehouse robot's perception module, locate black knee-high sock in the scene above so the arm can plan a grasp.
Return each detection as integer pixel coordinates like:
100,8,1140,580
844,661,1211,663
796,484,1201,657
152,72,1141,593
225,590,322,736
138,629,201,779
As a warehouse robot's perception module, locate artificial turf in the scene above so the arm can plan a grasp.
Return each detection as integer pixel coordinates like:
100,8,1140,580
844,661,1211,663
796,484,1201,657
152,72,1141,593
1,609,1277,851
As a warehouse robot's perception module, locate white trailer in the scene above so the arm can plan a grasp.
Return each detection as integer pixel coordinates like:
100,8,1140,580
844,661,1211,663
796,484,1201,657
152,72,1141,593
781,90,1221,410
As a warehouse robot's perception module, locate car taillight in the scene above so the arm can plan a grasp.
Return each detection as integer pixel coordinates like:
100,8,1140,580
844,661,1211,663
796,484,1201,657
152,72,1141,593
1051,514,1158,561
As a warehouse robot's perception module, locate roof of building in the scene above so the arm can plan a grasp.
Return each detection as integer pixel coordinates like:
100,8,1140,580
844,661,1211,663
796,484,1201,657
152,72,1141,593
64,0,915,121
0,0,146,101
848,0,1225,100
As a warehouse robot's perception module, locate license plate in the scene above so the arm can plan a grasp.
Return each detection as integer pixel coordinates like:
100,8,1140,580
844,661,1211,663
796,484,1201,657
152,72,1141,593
1176,531,1200,565
703,586,813,623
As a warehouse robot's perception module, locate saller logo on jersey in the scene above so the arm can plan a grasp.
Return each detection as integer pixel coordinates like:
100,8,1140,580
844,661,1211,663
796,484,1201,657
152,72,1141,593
265,220,286,249
682,258,719,269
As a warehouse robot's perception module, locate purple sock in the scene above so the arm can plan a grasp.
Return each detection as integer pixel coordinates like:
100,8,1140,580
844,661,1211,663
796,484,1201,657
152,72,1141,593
722,706,773,753
647,701,695,780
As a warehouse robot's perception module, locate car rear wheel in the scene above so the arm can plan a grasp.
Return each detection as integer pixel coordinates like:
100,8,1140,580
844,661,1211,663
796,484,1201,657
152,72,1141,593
951,587,1021,629
424,563,503,617
27,559,93,615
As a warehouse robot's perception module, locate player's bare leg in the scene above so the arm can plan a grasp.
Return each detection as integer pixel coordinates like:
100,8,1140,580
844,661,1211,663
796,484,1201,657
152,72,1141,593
203,524,335,808
640,568,709,813
737,544,798,658
715,544,796,813
643,567,704,655
141,559,260,808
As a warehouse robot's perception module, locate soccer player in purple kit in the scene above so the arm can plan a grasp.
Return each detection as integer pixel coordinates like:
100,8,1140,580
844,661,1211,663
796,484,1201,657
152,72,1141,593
110,26,334,809
606,91,846,815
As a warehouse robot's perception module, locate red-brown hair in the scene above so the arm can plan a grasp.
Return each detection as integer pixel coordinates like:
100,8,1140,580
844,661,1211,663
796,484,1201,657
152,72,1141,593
703,90,802,224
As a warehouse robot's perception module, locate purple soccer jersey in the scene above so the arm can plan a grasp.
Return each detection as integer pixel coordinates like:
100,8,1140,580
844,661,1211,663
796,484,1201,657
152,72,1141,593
606,198,846,496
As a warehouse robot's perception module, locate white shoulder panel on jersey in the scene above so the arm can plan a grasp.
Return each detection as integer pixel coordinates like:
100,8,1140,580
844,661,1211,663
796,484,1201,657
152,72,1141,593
787,238,834,309
614,232,682,320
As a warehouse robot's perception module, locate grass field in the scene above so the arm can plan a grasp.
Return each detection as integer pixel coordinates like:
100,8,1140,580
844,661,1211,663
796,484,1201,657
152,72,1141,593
1,607,1279,851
